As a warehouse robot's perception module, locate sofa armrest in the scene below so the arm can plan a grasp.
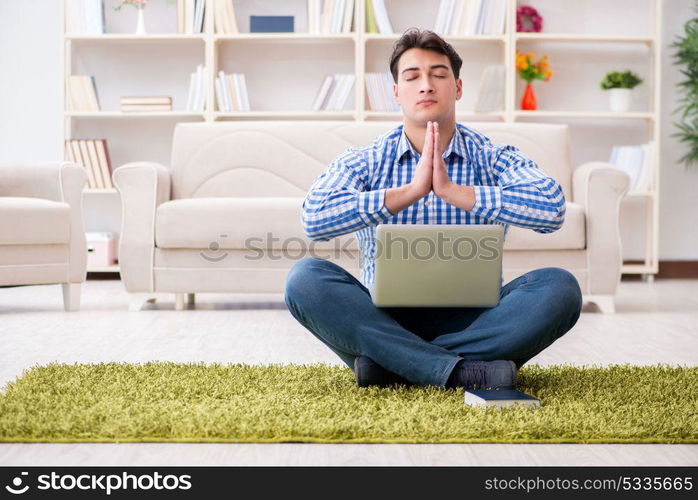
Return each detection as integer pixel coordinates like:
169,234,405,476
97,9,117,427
0,162,88,282
113,161,171,292
572,161,631,295
0,161,82,201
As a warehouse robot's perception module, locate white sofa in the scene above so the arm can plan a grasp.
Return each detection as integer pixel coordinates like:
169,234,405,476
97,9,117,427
0,162,87,311
114,121,629,313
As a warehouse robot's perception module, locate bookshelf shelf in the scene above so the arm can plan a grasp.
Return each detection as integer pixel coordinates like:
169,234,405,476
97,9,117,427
214,110,356,120
515,34,655,45
87,265,120,273
62,0,664,277
214,33,358,43
67,112,206,118
513,111,655,120
66,34,206,41
365,34,506,43
621,263,653,274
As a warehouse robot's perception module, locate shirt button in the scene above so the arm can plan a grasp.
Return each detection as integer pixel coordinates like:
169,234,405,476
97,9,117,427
424,201,430,207
522,205,528,210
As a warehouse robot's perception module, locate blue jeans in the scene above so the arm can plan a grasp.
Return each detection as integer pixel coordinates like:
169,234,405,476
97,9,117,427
284,257,583,387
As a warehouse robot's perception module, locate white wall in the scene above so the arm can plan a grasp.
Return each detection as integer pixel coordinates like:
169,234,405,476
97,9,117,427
0,0,696,260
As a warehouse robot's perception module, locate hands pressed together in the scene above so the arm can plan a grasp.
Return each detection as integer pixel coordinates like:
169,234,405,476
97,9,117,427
410,120,453,200
384,121,475,215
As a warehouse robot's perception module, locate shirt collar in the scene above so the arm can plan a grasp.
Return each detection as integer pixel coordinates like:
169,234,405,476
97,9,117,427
396,124,468,163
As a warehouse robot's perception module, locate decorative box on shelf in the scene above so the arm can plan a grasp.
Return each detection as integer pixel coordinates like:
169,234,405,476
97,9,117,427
86,232,118,268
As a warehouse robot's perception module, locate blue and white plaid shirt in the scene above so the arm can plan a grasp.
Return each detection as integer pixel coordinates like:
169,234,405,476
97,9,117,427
301,123,566,286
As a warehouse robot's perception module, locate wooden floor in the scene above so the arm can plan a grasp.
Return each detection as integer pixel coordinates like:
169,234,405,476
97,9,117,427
0,278,696,466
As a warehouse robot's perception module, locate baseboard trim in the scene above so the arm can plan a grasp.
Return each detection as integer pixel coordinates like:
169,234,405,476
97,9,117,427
622,260,698,280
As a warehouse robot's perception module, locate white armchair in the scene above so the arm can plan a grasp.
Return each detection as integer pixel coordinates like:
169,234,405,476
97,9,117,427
0,162,87,311
114,121,629,313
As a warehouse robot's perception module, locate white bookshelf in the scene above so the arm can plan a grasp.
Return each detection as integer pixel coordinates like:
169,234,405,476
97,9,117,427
62,0,662,277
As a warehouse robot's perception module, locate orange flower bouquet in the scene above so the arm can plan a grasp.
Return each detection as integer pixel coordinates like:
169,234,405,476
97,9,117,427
516,51,553,110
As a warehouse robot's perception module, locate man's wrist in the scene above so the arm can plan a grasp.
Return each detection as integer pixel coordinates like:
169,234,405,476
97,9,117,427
439,184,475,210
386,184,423,214
405,182,428,204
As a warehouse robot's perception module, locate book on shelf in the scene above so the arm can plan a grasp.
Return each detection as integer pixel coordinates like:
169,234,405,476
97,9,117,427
65,0,105,35
235,74,250,111
609,141,655,193
65,139,113,190
66,75,101,112
178,0,205,34
312,74,355,111
251,16,295,33
213,0,239,34
434,0,507,37
308,0,355,34
215,72,250,112
185,64,208,112
120,96,173,112
120,96,172,105
474,65,505,112
365,72,399,111
365,0,393,34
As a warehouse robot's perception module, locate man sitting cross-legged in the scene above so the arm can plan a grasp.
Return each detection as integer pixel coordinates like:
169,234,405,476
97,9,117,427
284,28,583,390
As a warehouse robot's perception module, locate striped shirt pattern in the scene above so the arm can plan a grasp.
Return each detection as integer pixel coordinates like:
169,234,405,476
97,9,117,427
301,123,566,286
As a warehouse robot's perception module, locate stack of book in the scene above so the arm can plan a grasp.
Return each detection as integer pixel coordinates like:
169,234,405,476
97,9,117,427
215,72,250,112
66,75,101,112
177,0,206,34
307,0,356,34
64,139,113,190
435,0,508,36
185,64,208,112
609,142,655,193
365,73,399,112
365,0,393,34
312,74,356,111
474,65,505,112
213,0,240,34
65,0,105,35
120,96,173,113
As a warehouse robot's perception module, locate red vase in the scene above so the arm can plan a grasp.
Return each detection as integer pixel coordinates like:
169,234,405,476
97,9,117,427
521,83,537,110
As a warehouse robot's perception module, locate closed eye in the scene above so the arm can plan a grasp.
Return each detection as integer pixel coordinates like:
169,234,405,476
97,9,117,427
406,76,446,81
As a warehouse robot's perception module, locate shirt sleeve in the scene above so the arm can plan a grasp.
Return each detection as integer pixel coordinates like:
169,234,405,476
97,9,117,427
301,148,394,241
469,143,566,233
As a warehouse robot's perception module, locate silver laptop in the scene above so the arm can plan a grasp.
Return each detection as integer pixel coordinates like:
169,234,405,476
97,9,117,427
369,224,504,307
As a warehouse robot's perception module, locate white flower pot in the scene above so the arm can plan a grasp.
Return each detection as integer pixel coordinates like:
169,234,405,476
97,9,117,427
135,8,146,35
608,88,632,113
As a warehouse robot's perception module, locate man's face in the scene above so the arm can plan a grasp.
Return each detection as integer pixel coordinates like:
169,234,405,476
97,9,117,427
393,48,463,124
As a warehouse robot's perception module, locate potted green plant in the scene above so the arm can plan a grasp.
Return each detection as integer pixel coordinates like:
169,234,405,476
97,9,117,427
670,4,698,167
600,70,643,112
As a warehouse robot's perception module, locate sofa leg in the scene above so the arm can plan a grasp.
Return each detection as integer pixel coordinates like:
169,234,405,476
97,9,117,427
586,295,616,314
187,293,195,306
175,293,185,311
129,293,158,312
62,283,81,312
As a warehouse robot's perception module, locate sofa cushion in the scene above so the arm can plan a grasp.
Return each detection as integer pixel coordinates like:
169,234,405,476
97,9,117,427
0,197,71,245
503,202,585,250
155,197,358,251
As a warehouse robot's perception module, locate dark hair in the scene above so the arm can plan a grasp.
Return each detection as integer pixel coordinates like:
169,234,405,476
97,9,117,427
389,28,463,83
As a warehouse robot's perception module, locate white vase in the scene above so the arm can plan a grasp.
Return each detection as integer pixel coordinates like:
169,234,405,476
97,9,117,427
608,88,632,113
135,8,146,35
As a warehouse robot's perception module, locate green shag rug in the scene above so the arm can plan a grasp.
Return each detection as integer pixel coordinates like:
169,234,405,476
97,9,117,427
0,362,696,444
